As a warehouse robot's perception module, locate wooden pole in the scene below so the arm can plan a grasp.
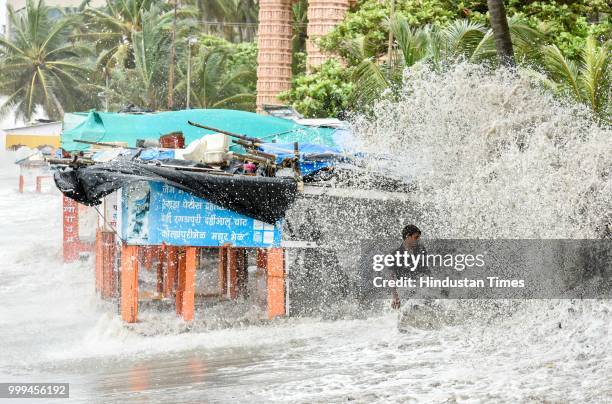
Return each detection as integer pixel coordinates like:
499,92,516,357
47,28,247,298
95,229,102,293
62,196,79,262
142,246,154,271
176,248,186,314
227,248,238,300
165,246,179,297
218,247,228,295
236,248,248,298
157,247,166,294
35,176,43,193
101,231,116,299
179,247,197,321
120,244,139,323
266,248,285,319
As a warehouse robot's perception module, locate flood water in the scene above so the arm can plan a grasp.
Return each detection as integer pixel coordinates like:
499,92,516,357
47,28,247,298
1,65,611,403
1,155,610,403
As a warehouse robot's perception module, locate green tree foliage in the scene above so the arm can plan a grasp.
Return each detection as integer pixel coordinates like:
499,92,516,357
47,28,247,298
279,60,354,118
188,0,258,42
104,2,179,110
320,0,463,58
291,0,308,75
318,15,541,108
0,0,259,117
81,0,197,73
463,1,611,59
175,36,257,110
541,37,610,119
0,0,96,120
322,0,610,60
107,32,257,111
290,0,610,118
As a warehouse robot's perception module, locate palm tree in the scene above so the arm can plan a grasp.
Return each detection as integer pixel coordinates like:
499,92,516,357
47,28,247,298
222,0,258,42
487,0,515,67
176,46,255,110
541,37,611,118
347,16,540,106
188,0,257,41
104,2,195,110
291,0,308,74
195,0,231,25
81,0,196,72
0,0,95,120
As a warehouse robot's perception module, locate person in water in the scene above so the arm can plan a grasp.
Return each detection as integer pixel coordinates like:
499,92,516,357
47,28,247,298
387,224,427,309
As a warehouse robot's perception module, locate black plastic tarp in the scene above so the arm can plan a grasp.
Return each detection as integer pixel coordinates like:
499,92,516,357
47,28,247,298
54,159,298,223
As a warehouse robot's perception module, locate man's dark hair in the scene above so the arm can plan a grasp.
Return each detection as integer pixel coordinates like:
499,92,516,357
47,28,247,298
402,224,421,240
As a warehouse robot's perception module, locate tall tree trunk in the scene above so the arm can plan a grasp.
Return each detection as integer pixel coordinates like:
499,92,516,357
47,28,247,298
487,0,515,67
387,0,396,70
50,92,65,119
167,0,178,110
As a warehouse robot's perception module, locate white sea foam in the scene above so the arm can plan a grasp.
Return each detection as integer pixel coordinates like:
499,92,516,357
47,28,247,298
350,63,611,239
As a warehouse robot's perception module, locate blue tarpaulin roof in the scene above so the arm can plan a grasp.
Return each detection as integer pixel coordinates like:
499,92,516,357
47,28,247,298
61,109,338,152
259,142,345,176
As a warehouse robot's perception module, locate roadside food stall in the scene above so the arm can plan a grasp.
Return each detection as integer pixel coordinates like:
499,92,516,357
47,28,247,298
52,109,412,323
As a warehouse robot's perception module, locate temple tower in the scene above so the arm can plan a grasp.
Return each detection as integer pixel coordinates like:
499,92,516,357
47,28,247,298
256,0,294,110
305,0,350,71
255,0,351,111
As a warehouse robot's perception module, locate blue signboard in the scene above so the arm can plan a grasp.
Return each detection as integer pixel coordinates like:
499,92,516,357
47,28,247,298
121,181,282,247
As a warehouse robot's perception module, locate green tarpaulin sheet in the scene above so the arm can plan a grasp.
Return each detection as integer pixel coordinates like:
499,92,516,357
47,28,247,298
61,109,337,151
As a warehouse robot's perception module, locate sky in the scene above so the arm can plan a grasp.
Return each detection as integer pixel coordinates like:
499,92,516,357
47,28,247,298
0,0,6,37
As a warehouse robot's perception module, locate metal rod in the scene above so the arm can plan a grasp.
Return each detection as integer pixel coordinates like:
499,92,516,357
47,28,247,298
73,139,139,149
293,142,302,177
233,140,277,159
187,121,264,143
153,163,233,175
46,157,95,166
228,152,276,166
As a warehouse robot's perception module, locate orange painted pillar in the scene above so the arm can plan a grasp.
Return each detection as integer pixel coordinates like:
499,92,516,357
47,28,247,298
256,249,268,270
176,249,186,314
218,247,228,296
101,231,116,299
165,247,179,297
141,246,155,271
35,176,43,193
18,174,24,193
266,248,285,319
227,248,238,300
256,249,268,303
95,229,103,293
120,244,139,323
62,196,79,262
236,248,248,298
178,247,197,321
157,247,166,294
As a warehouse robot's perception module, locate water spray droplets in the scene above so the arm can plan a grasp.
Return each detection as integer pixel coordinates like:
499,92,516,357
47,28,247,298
349,63,611,239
